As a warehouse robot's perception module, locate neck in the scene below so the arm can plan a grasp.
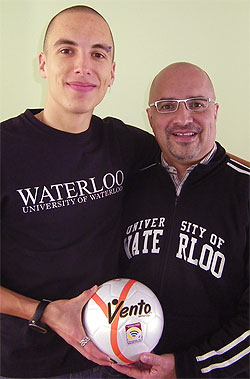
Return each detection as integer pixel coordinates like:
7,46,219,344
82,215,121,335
162,155,196,181
174,163,190,181
36,108,93,134
163,146,215,181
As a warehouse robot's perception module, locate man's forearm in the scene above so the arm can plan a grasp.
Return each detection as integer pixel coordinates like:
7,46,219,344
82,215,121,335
0,286,39,320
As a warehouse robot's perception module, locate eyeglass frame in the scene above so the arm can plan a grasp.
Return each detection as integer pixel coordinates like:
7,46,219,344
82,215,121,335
149,97,216,113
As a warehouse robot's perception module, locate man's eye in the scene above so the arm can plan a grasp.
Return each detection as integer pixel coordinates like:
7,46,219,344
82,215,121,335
92,52,105,59
60,48,72,54
160,102,175,110
189,101,205,109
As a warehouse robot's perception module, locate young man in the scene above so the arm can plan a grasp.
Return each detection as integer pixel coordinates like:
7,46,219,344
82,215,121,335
113,62,249,378
0,5,159,378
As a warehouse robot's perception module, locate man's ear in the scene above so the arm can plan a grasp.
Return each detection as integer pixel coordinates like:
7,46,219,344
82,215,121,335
109,61,116,87
146,107,153,131
39,52,47,78
214,103,219,121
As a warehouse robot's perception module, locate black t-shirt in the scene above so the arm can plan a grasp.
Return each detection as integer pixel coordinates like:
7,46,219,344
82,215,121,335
0,109,160,378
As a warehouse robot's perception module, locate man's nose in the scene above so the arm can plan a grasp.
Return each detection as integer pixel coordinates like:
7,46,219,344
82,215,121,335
74,53,92,75
172,102,194,124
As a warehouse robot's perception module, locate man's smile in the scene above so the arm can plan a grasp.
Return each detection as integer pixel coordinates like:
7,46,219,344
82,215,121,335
67,81,97,93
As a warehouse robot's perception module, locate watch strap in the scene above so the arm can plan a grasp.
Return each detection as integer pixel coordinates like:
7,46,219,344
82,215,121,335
28,299,51,333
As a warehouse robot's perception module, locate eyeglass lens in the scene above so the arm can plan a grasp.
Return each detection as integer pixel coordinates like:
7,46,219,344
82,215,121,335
156,98,209,113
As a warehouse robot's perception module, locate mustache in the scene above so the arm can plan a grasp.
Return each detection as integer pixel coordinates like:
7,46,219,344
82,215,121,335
168,123,202,134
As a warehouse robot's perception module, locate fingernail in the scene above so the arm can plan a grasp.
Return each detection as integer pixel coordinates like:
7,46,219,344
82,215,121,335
141,354,149,363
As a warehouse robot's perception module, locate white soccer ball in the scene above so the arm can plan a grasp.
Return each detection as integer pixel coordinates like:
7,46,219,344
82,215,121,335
82,278,164,364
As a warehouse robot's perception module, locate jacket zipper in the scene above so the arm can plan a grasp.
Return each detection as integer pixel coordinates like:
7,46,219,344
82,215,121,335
158,187,180,297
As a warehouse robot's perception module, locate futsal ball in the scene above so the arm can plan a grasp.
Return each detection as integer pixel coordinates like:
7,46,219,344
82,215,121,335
82,278,164,364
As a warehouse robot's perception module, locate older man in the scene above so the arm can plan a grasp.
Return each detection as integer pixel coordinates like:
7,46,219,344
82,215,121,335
113,62,249,378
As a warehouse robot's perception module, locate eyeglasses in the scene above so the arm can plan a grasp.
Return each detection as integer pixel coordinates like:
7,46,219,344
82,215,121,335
149,97,215,113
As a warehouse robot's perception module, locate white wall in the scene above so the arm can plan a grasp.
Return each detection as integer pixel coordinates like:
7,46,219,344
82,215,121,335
1,0,249,159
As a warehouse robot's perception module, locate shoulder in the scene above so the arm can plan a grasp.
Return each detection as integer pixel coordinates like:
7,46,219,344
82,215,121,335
0,109,40,133
1,113,23,128
100,116,160,161
102,116,154,139
211,143,250,179
221,152,250,203
226,153,250,176
226,152,250,168
227,153,250,176
0,113,24,140
127,163,166,191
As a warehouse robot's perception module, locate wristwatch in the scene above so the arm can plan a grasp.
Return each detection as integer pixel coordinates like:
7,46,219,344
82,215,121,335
28,299,51,333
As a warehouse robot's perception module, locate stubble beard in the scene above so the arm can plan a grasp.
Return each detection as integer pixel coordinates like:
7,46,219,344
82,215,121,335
166,138,201,163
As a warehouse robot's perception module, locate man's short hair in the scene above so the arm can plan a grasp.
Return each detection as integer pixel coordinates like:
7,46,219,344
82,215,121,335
43,5,115,60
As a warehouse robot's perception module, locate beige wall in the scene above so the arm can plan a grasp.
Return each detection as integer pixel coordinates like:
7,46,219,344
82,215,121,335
1,0,249,160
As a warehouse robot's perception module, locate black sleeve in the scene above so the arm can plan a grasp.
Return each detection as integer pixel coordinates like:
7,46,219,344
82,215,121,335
130,127,160,172
175,252,250,378
103,116,161,175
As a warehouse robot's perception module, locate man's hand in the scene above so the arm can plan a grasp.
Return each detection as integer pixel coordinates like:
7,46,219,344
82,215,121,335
112,352,176,379
42,286,111,366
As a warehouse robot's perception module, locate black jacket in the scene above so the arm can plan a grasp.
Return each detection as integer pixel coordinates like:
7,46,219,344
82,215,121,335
121,143,249,378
